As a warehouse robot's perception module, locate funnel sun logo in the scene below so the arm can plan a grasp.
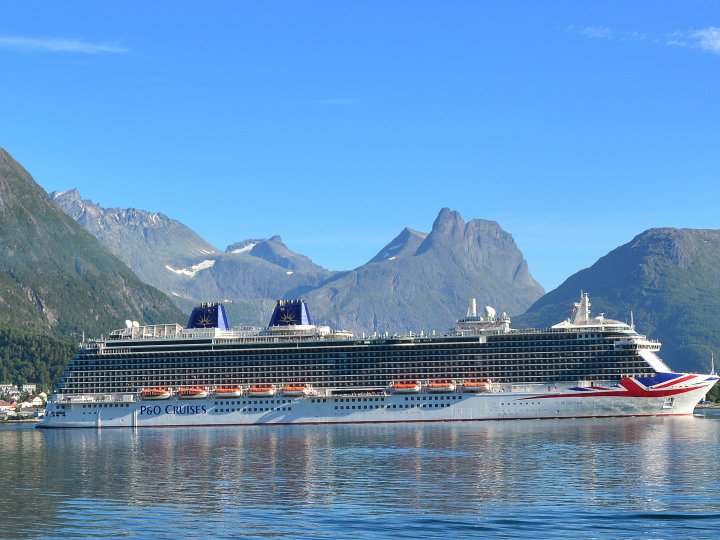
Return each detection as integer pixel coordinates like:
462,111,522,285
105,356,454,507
280,312,296,324
196,314,213,327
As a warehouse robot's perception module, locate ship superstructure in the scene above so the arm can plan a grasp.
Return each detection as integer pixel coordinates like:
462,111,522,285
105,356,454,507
39,293,717,428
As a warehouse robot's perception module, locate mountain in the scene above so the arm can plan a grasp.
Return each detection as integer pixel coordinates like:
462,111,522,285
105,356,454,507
52,190,545,333
305,209,545,333
227,235,330,273
51,189,335,321
179,236,335,322
0,148,184,337
515,228,720,373
51,189,219,295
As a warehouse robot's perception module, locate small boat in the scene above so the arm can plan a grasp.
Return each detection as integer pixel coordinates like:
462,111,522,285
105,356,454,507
461,380,491,393
178,387,209,399
246,385,276,398
215,386,243,398
141,388,172,400
426,381,456,393
282,384,313,397
391,381,421,394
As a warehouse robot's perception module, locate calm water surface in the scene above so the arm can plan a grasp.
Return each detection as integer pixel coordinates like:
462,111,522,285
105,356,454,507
2,412,720,539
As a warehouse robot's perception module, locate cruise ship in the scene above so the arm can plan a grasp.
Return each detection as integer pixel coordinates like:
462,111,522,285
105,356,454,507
38,293,717,428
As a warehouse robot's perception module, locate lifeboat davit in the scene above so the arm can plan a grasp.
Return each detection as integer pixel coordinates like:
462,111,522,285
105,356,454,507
178,387,209,399
215,386,243,398
246,385,276,398
426,381,456,393
391,381,421,394
461,380,491,393
282,385,312,397
141,388,172,400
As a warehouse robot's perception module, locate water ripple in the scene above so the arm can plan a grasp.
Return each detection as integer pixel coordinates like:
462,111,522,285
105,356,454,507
3,414,720,538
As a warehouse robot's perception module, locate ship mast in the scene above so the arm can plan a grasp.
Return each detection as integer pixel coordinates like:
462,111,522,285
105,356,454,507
712,352,716,376
572,292,591,325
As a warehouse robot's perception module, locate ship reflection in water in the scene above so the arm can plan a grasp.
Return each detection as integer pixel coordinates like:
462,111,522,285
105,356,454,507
3,414,720,538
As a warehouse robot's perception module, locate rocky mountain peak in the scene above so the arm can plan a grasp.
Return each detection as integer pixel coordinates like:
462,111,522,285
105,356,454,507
416,209,503,259
251,237,325,272
51,188,82,202
430,207,465,237
226,239,265,253
369,227,427,264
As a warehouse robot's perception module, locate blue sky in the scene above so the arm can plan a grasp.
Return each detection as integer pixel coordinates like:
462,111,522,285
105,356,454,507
2,1,719,291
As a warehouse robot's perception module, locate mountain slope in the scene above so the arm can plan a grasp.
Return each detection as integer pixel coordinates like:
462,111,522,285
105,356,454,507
51,189,219,294
0,148,184,337
516,228,720,373
368,228,427,264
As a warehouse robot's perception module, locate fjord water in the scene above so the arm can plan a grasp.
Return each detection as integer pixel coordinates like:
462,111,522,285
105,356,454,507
3,413,720,539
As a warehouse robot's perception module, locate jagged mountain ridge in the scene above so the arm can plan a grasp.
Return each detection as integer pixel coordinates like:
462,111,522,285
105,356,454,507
51,189,220,294
51,190,335,315
0,148,184,337
515,228,720,373
53,189,545,332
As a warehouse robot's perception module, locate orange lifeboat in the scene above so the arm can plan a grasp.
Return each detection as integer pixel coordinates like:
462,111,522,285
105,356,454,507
141,388,172,400
282,384,312,397
215,386,243,398
461,380,491,393
246,385,276,398
391,381,421,394
178,386,209,399
427,381,456,393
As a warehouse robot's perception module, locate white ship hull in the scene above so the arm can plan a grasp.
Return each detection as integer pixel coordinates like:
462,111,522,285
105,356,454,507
39,374,717,429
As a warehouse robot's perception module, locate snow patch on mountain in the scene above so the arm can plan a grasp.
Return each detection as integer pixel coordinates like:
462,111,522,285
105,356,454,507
231,242,258,254
165,259,216,277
